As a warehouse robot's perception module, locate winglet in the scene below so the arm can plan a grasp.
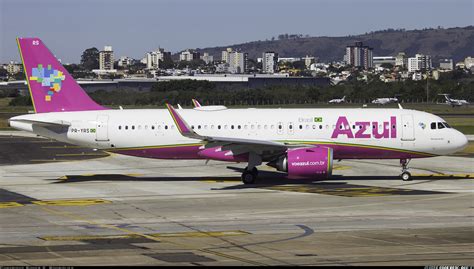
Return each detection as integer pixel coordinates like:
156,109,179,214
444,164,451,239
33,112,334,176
165,103,199,138
192,99,201,108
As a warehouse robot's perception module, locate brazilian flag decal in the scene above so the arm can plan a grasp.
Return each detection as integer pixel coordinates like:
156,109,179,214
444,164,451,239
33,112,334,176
314,117,323,122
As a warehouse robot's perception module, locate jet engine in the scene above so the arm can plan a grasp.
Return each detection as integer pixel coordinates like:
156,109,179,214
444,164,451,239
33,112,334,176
268,146,333,178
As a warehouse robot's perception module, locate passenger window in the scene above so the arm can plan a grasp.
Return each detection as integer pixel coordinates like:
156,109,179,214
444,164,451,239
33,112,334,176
125,126,128,130
211,125,214,129
319,125,322,129
118,126,121,130
231,125,234,129
238,125,241,129
431,122,436,129
299,125,303,129
132,125,135,130
151,125,155,130
278,125,282,129
191,125,194,129
165,125,168,130
352,125,355,129
198,125,201,129
218,125,221,129
437,122,445,129
289,125,292,130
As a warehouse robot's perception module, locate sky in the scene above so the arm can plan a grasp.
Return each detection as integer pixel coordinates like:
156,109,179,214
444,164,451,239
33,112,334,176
1,0,473,63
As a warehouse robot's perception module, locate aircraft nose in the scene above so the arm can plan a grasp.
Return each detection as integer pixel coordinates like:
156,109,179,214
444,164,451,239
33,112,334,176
456,131,469,151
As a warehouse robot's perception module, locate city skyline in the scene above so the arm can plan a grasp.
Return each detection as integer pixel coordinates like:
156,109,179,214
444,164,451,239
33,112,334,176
1,0,473,63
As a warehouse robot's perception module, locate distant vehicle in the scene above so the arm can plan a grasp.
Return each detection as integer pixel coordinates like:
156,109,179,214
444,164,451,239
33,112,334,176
438,94,470,107
371,96,399,105
328,96,346,104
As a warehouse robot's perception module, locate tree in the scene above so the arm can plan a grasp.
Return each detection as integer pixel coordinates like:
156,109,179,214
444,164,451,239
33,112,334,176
159,57,175,69
381,63,394,69
80,47,99,70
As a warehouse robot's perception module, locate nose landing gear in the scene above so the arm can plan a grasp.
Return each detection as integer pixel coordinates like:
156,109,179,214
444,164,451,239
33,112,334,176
400,159,412,181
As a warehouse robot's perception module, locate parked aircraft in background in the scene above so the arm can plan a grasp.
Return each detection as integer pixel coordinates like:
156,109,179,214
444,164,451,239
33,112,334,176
328,96,346,104
371,96,399,105
438,94,470,107
192,98,227,110
9,38,468,184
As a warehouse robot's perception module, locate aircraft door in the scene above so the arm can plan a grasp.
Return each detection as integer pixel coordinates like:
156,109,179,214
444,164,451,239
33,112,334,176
401,114,415,141
96,115,109,141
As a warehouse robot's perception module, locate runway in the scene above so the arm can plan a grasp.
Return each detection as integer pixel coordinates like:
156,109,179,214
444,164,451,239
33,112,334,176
0,134,473,266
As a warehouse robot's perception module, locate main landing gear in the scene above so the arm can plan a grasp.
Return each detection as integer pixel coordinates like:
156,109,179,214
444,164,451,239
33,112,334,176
241,152,262,185
400,158,412,181
242,167,258,184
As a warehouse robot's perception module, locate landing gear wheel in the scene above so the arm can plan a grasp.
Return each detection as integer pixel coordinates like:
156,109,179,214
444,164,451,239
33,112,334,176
401,171,412,181
242,167,258,184
400,159,412,181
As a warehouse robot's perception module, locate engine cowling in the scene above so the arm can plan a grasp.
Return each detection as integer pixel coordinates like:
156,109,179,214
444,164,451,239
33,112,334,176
268,147,333,179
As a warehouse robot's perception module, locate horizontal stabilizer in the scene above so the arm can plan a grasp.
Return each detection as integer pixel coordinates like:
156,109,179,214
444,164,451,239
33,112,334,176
9,118,71,127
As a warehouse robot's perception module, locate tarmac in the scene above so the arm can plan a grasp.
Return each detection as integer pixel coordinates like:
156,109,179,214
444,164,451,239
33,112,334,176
0,132,473,266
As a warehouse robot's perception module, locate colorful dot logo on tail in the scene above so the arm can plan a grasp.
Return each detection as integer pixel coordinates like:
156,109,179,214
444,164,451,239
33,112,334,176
29,64,66,101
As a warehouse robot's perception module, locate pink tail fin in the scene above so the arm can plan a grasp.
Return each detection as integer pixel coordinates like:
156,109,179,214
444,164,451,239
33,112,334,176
17,37,106,113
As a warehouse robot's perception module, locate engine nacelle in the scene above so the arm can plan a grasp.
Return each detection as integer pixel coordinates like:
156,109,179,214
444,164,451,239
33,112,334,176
269,147,333,179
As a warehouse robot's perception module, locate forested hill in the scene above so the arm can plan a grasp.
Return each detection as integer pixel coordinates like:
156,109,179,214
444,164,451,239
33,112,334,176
196,26,474,63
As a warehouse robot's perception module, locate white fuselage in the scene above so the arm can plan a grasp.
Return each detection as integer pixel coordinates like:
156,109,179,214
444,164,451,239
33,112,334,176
10,108,468,159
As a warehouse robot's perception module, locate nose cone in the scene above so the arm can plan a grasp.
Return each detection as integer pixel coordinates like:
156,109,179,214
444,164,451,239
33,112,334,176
455,131,469,152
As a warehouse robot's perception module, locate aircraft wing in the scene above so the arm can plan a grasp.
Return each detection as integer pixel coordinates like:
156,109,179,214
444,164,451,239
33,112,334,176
166,104,297,159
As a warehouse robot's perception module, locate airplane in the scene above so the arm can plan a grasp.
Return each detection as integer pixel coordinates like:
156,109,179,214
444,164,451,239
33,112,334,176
438,94,470,107
192,98,227,110
8,38,468,184
328,96,346,104
371,96,399,105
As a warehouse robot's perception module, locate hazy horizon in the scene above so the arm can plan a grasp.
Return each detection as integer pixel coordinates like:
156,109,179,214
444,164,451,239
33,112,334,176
1,0,473,63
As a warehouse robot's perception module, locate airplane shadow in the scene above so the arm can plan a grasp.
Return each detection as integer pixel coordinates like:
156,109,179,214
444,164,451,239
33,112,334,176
47,166,471,189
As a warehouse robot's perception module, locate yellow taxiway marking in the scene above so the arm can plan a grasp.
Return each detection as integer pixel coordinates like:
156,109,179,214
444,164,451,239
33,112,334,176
30,159,72,162
333,165,351,170
150,230,250,238
55,153,109,157
58,173,144,181
412,173,473,178
201,179,241,183
38,206,266,265
266,185,418,197
40,230,249,241
40,234,141,241
0,202,24,208
32,199,111,206
41,146,86,149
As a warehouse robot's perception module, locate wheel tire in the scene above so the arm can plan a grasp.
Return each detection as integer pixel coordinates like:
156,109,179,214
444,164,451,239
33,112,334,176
242,170,256,184
401,171,412,181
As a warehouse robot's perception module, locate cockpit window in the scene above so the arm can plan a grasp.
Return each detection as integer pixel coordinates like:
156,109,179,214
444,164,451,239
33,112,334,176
431,122,436,129
442,122,451,128
437,122,445,129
